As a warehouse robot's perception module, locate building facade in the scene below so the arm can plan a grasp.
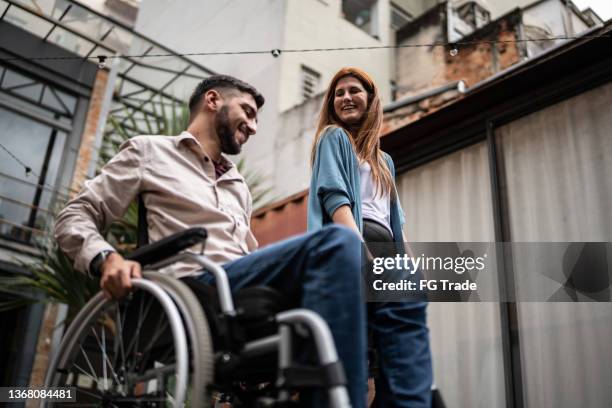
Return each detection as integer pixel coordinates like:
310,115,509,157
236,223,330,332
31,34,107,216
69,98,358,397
135,0,603,200
0,0,216,389
251,22,612,407
135,0,443,198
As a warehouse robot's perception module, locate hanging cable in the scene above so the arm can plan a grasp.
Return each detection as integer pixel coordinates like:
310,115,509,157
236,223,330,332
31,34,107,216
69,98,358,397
0,142,33,177
0,142,75,196
0,33,609,63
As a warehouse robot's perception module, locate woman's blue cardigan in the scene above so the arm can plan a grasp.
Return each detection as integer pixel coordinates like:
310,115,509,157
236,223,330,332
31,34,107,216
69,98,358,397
307,127,406,243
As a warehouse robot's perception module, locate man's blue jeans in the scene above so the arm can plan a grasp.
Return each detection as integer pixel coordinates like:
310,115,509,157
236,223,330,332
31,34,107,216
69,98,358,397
197,224,432,407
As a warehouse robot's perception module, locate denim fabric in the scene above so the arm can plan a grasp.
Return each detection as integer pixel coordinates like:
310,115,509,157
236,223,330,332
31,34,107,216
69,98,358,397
197,224,368,408
364,220,432,408
369,301,432,408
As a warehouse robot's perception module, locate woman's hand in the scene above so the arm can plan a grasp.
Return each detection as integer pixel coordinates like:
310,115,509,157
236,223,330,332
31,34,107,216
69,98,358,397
331,205,374,261
331,205,361,236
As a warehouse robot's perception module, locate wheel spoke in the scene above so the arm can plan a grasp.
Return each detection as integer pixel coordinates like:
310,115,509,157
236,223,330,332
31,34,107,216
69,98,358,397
49,278,211,408
114,306,127,373
100,325,108,390
79,345,98,382
124,294,154,365
89,324,122,389
139,318,169,367
72,363,100,385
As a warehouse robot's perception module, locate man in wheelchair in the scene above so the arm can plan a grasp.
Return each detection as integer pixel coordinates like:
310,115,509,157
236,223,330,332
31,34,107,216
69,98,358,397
53,75,367,407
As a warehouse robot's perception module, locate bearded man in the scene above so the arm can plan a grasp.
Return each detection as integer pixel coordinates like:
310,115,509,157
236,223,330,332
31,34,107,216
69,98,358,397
55,75,368,408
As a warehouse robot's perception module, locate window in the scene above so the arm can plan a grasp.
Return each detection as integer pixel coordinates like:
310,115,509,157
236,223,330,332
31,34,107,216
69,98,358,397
342,0,378,37
300,65,320,102
0,64,75,245
390,2,412,31
448,1,491,42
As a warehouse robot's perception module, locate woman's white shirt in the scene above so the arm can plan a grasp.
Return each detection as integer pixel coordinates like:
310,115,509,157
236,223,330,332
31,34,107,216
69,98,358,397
359,161,392,234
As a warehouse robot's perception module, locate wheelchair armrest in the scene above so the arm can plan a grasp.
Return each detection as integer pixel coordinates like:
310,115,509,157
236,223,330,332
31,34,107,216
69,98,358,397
126,227,207,267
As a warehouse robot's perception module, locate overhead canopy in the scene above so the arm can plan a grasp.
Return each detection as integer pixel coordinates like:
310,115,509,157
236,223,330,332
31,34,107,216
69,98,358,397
0,0,216,133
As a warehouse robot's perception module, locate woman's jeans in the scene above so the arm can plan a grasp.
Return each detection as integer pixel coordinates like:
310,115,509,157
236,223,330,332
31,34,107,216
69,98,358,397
364,219,433,408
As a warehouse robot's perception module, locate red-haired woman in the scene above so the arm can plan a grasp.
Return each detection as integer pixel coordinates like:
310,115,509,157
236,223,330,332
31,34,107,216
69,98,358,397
308,67,432,407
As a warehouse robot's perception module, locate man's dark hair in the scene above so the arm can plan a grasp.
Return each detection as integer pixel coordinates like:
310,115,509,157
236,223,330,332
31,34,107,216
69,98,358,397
188,74,265,118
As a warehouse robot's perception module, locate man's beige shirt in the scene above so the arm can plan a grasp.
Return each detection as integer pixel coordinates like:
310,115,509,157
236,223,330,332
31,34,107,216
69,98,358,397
55,132,258,277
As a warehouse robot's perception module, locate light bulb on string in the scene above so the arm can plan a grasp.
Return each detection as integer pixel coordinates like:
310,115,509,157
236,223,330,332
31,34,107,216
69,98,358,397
97,55,107,69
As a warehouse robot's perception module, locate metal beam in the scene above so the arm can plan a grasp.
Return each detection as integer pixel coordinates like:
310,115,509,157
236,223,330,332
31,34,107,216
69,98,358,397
48,86,71,115
111,98,166,123
4,1,205,83
5,0,117,55
119,54,206,80
84,24,115,58
383,80,466,113
119,65,190,128
63,0,217,76
0,98,72,132
43,4,72,41
1,82,71,119
0,3,10,21
486,121,525,408
117,73,186,106
121,45,154,77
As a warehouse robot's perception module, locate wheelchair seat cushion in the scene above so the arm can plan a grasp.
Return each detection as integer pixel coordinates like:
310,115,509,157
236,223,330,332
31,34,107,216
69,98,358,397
180,277,292,346
234,286,292,319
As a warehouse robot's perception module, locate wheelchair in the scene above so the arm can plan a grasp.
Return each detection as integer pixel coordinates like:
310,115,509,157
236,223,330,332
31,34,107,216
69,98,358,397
42,228,351,407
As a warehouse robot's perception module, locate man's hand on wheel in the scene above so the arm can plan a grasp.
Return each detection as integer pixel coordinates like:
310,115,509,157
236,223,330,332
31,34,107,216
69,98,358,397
100,253,142,299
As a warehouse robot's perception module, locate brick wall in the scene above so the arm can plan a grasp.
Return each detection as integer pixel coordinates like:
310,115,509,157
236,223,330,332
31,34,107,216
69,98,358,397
69,68,109,193
386,16,523,134
444,19,521,87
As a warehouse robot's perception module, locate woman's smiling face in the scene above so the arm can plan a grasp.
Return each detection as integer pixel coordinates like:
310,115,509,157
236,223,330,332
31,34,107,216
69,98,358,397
333,75,369,127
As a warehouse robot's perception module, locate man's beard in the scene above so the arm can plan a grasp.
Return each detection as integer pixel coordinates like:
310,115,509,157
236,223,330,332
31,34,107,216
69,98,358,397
215,106,241,155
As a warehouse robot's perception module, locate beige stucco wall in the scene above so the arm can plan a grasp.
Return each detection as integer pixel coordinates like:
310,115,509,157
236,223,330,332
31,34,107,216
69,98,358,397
278,0,393,112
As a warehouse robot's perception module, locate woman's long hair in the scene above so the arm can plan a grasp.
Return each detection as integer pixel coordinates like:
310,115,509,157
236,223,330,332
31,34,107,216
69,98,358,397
310,67,394,198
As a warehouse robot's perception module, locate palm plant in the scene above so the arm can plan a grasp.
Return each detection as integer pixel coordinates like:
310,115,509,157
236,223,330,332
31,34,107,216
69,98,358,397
0,101,273,321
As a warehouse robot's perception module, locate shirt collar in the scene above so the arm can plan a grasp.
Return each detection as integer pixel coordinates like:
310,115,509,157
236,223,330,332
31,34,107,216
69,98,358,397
175,131,199,148
175,131,222,161
175,131,240,178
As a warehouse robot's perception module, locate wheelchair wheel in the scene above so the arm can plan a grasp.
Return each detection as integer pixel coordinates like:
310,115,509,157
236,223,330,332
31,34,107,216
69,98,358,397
145,271,214,407
43,278,211,407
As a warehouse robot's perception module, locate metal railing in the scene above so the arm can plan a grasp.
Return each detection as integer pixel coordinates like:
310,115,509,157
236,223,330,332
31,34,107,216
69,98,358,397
0,172,68,246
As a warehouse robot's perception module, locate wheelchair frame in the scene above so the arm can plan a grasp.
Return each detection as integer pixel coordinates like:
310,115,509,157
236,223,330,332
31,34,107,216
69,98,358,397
42,229,352,408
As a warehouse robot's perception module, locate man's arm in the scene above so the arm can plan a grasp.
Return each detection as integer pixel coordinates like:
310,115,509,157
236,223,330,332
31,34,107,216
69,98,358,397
54,138,145,298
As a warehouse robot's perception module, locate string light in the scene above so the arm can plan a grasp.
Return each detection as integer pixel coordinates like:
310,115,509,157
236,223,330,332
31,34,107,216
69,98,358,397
0,34,608,64
0,142,36,178
0,142,76,195
97,55,107,69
